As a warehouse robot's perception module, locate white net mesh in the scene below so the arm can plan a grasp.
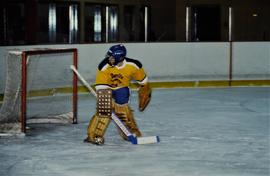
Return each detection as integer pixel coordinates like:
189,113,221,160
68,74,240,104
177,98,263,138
0,52,22,134
0,49,76,135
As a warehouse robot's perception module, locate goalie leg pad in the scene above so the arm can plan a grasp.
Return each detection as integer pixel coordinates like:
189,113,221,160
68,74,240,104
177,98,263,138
85,114,111,144
114,103,142,140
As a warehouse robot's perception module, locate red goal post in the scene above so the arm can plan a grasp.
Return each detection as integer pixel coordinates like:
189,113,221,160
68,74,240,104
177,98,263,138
0,48,78,134
21,48,78,133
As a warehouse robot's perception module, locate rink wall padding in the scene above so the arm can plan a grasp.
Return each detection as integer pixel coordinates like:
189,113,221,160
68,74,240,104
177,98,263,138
1,80,270,101
0,42,270,100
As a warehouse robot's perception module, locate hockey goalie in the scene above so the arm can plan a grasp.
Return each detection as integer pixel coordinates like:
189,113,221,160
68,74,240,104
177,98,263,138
84,44,152,145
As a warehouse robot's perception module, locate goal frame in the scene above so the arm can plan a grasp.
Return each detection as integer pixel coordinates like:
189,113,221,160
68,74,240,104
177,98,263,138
19,48,78,133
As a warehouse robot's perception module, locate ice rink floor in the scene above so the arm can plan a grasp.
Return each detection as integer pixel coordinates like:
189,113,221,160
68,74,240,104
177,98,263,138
0,87,269,176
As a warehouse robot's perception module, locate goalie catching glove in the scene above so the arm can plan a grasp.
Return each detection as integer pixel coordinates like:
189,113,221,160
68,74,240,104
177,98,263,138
138,83,152,111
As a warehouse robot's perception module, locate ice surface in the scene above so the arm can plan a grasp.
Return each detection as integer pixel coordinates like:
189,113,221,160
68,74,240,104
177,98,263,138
0,87,269,176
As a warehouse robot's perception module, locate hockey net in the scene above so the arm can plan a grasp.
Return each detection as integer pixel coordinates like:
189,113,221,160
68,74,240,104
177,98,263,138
0,48,78,135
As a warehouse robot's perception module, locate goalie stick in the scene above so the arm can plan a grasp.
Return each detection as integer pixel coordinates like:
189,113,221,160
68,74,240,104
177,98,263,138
70,65,159,145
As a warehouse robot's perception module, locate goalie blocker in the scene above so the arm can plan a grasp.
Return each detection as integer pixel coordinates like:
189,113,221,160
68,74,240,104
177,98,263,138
96,89,112,118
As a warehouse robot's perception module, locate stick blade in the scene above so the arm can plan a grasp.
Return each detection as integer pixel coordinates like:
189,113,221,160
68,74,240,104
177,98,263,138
136,136,160,145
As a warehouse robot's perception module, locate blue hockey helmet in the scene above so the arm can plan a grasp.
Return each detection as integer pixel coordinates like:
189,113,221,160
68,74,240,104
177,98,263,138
107,44,126,65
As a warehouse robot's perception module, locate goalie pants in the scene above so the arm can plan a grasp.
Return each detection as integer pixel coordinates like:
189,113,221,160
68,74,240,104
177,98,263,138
86,103,142,143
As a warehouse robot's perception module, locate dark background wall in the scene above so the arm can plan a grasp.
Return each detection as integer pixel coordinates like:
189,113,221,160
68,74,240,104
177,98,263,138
0,0,269,45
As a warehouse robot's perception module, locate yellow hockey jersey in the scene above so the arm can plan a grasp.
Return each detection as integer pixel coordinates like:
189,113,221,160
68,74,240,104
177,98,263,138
95,57,148,89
